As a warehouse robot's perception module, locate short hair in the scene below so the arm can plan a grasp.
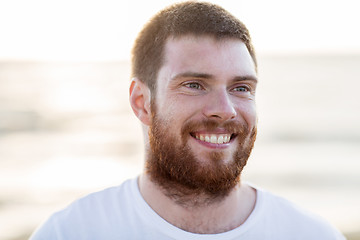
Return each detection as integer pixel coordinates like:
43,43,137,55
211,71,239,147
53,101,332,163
131,1,257,92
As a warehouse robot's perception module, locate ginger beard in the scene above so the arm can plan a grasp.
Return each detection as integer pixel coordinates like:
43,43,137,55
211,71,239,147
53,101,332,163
146,103,257,205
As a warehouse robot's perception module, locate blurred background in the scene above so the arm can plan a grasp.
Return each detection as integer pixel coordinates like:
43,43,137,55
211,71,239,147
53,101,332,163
0,0,359,239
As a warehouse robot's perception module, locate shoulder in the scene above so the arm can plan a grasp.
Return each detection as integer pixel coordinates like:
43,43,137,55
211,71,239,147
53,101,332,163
254,187,346,239
30,178,137,240
58,178,134,218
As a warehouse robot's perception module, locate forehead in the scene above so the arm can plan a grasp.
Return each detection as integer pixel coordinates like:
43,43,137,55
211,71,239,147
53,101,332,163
157,35,257,85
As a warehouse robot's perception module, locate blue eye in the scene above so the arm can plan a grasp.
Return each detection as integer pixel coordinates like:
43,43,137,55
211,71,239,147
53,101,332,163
233,86,249,92
186,82,202,89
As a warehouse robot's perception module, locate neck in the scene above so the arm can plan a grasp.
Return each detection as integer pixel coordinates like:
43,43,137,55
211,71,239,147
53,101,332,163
138,173,256,234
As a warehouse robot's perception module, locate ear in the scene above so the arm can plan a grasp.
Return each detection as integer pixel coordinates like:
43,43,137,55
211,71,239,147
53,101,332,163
129,78,152,126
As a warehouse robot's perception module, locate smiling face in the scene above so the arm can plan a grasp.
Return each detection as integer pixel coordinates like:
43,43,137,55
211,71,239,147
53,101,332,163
145,35,258,201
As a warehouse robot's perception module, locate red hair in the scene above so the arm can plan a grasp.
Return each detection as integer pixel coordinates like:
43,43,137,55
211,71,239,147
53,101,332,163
131,1,257,92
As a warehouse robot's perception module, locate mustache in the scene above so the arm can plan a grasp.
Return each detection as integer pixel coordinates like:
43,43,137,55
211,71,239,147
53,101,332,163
181,119,248,137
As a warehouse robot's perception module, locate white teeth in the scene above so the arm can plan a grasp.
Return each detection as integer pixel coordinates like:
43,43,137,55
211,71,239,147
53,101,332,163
195,134,231,144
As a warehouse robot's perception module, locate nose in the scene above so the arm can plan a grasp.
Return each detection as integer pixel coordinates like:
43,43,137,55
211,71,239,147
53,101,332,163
202,88,236,121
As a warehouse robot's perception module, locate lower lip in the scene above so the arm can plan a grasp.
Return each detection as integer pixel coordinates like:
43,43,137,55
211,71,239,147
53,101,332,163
190,135,232,149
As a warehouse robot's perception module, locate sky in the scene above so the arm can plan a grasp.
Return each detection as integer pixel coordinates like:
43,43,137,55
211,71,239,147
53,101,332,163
0,0,359,61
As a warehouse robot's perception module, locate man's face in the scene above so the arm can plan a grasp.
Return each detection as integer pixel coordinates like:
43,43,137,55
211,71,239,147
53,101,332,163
146,35,258,200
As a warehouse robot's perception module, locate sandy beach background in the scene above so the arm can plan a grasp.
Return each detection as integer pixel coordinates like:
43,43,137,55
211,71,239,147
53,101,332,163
0,54,359,239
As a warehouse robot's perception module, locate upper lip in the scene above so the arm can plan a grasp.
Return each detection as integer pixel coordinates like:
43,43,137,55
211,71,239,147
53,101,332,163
192,128,231,135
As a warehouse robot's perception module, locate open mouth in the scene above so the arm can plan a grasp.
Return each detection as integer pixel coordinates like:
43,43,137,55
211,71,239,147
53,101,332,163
190,133,236,144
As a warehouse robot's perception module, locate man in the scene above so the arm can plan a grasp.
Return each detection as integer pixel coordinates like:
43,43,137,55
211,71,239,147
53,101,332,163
30,1,345,239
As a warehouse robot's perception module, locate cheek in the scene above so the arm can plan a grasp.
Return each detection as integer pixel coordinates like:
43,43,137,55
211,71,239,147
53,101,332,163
155,98,186,129
239,103,257,128
163,94,199,117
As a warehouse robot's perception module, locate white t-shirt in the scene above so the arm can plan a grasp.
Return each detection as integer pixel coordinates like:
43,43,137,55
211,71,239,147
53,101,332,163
30,177,345,240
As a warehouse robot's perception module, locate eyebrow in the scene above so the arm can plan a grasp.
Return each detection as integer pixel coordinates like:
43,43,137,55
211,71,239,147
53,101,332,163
171,72,213,81
171,71,258,83
233,75,258,83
